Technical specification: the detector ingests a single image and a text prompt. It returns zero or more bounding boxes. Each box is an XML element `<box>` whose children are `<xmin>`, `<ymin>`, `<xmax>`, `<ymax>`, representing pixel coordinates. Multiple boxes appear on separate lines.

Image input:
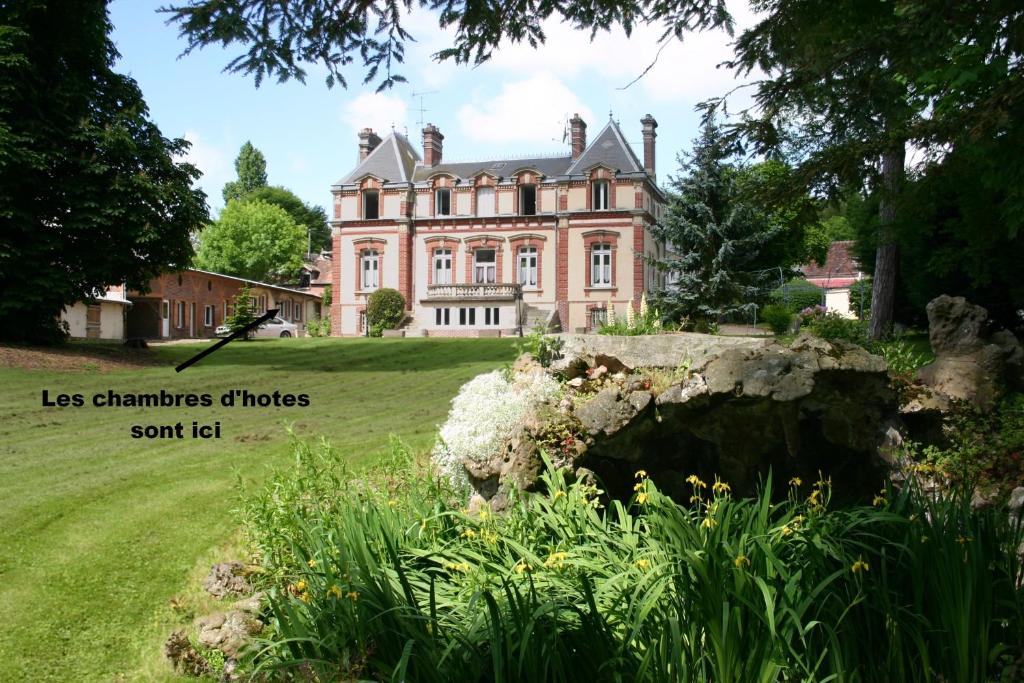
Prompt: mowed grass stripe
<box><xmin>0</xmin><ymin>337</ymin><xmax>515</xmax><ymax>682</ymax></box>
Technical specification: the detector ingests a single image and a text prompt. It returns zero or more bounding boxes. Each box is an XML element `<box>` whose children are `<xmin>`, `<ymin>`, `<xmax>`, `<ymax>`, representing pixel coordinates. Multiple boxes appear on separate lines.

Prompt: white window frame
<box><xmin>433</xmin><ymin>248</ymin><xmax>453</xmax><ymax>284</ymax></box>
<box><xmin>435</xmin><ymin>188</ymin><xmax>452</xmax><ymax>216</ymax></box>
<box><xmin>476</xmin><ymin>186</ymin><xmax>495</xmax><ymax>217</ymax></box>
<box><xmin>361</xmin><ymin>249</ymin><xmax>379</xmax><ymax>291</ymax></box>
<box><xmin>591</xmin><ymin>243</ymin><xmax>612</xmax><ymax>287</ymax></box>
<box><xmin>517</xmin><ymin>246</ymin><xmax>538</xmax><ymax>288</ymax></box>
<box><xmin>592</xmin><ymin>180</ymin><xmax>610</xmax><ymax>210</ymax></box>
<box><xmin>473</xmin><ymin>249</ymin><xmax>496</xmax><ymax>284</ymax></box>
<box><xmin>204</xmin><ymin>305</ymin><xmax>214</xmax><ymax>327</ymax></box>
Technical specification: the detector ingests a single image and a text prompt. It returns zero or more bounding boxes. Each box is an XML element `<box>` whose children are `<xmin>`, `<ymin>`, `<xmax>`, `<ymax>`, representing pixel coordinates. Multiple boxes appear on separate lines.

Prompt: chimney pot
<box><xmin>358</xmin><ymin>128</ymin><xmax>382</xmax><ymax>162</ymax></box>
<box><xmin>569</xmin><ymin>114</ymin><xmax>587</xmax><ymax>161</ymax></box>
<box><xmin>641</xmin><ymin>115</ymin><xmax>658</xmax><ymax>177</ymax></box>
<box><xmin>422</xmin><ymin>123</ymin><xmax>444</xmax><ymax>167</ymax></box>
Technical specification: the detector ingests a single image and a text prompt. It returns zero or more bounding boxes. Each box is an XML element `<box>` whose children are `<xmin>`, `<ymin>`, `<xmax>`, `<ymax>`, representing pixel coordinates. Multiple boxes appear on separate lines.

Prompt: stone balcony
<box><xmin>423</xmin><ymin>283</ymin><xmax>522</xmax><ymax>302</ymax></box>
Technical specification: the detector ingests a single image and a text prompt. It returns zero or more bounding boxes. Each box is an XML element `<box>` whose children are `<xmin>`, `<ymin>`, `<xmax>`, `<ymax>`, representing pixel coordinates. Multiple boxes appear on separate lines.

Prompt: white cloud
<box><xmin>340</xmin><ymin>92</ymin><xmax>408</xmax><ymax>137</ymax></box>
<box><xmin>177</xmin><ymin>130</ymin><xmax>232</xmax><ymax>207</ymax></box>
<box><xmin>456</xmin><ymin>72</ymin><xmax>595</xmax><ymax>145</ymax></box>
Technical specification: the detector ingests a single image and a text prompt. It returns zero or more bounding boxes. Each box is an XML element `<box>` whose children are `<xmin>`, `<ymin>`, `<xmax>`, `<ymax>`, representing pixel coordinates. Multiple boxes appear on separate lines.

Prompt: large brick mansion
<box><xmin>329</xmin><ymin>114</ymin><xmax>667</xmax><ymax>336</ymax></box>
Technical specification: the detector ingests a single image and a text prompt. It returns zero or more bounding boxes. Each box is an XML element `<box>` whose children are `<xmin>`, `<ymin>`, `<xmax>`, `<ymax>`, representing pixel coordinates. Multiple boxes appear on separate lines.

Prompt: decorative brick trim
<box><xmin>397</xmin><ymin>229</ymin><xmax>412</xmax><ymax>305</ymax></box>
<box><xmin>331</xmin><ymin>230</ymin><xmax>343</xmax><ymax>336</ymax></box>
<box><xmin>633</xmin><ymin>223</ymin><xmax>645</xmax><ymax>302</ymax></box>
<box><xmin>556</xmin><ymin>222</ymin><xmax>569</xmax><ymax>325</ymax></box>
<box><xmin>357</xmin><ymin>178</ymin><xmax>382</xmax><ymax>220</ymax></box>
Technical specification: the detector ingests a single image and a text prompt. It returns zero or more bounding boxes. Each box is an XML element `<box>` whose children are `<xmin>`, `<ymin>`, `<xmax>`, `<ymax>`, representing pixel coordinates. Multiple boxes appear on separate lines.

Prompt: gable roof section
<box><xmin>338</xmin><ymin>133</ymin><xmax>420</xmax><ymax>185</ymax></box>
<box><xmin>410</xmin><ymin>155</ymin><xmax>573</xmax><ymax>182</ymax></box>
<box><xmin>566</xmin><ymin>119</ymin><xmax>644</xmax><ymax>175</ymax></box>
<box><xmin>801</xmin><ymin>241</ymin><xmax>862</xmax><ymax>280</ymax></box>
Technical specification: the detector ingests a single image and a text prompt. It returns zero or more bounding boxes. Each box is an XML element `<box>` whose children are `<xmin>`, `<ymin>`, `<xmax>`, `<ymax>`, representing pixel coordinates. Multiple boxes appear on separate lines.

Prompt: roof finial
<box><xmin>609</xmin><ymin>109</ymin><xmax>613</xmax><ymax>119</ymax></box>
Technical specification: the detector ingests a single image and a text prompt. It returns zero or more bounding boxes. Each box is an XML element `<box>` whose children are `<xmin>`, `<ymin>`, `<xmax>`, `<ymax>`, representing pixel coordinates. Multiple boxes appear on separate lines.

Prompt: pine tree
<box><xmin>225</xmin><ymin>285</ymin><xmax>257</xmax><ymax>338</ymax></box>
<box><xmin>653</xmin><ymin>121</ymin><xmax>788</xmax><ymax>324</ymax></box>
<box><xmin>222</xmin><ymin>142</ymin><xmax>268</xmax><ymax>203</ymax></box>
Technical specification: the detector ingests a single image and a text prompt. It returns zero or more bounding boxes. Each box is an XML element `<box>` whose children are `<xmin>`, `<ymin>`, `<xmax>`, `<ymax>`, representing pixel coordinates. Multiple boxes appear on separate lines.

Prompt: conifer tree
<box><xmin>222</xmin><ymin>141</ymin><xmax>268</xmax><ymax>203</ymax></box>
<box><xmin>225</xmin><ymin>285</ymin><xmax>257</xmax><ymax>338</ymax></box>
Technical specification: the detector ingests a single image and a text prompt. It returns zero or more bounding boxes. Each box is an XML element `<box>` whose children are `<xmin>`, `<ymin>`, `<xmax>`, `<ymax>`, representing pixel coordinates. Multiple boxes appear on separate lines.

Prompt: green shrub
<box><xmin>761</xmin><ymin>304</ymin><xmax>793</xmax><ymax>335</ymax></box>
<box><xmin>366</xmin><ymin>287</ymin><xmax>405</xmax><ymax>330</ymax></box>
<box><xmin>849</xmin><ymin>278</ymin><xmax>871</xmax><ymax>319</ymax></box>
<box><xmin>240</xmin><ymin>438</ymin><xmax>1024</xmax><ymax>682</ymax></box>
<box><xmin>771</xmin><ymin>278</ymin><xmax>824</xmax><ymax>313</ymax></box>
<box><xmin>304</xmin><ymin>317</ymin><xmax>330</xmax><ymax>337</ymax></box>
<box><xmin>809</xmin><ymin>310</ymin><xmax>867</xmax><ymax>344</ymax></box>
<box><xmin>514</xmin><ymin>322</ymin><xmax>565</xmax><ymax>367</ymax></box>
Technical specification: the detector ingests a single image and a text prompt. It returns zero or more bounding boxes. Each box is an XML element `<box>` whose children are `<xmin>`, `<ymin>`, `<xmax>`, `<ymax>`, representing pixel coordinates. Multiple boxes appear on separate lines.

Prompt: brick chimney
<box><xmin>422</xmin><ymin>123</ymin><xmax>444</xmax><ymax>167</ymax></box>
<box><xmin>569</xmin><ymin>113</ymin><xmax>587</xmax><ymax>161</ymax></box>
<box><xmin>641</xmin><ymin>115</ymin><xmax>658</xmax><ymax>177</ymax></box>
<box><xmin>358</xmin><ymin>128</ymin><xmax>382</xmax><ymax>162</ymax></box>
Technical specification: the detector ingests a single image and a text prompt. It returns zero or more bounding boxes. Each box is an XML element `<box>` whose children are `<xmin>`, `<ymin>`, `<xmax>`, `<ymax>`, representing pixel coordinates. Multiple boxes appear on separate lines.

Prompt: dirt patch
<box><xmin>0</xmin><ymin>342</ymin><xmax>160</xmax><ymax>372</ymax></box>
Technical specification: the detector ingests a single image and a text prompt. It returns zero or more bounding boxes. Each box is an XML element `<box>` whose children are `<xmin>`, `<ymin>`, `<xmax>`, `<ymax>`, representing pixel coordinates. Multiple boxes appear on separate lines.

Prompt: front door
<box><xmin>161</xmin><ymin>300</ymin><xmax>170</xmax><ymax>337</ymax></box>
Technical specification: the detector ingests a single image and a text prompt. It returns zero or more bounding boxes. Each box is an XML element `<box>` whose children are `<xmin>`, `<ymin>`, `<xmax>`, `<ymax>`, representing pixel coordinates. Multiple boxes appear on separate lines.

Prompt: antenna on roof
<box><xmin>411</xmin><ymin>90</ymin><xmax>438</xmax><ymax>129</ymax></box>
<box><xmin>557</xmin><ymin>114</ymin><xmax>570</xmax><ymax>144</ymax></box>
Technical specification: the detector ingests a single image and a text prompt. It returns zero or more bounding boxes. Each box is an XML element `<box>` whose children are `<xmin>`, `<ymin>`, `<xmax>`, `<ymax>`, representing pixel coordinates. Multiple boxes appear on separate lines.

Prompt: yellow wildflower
<box><xmin>635</xmin><ymin>559</ymin><xmax>650</xmax><ymax>570</ymax></box>
<box><xmin>789</xmin><ymin>477</ymin><xmax>802</xmax><ymax>487</ymax></box>
<box><xmin>307</xmin><ymin>558</ymin><xmax>317</xmax><ymax>568</ymax></box>
<box><xmin>544</xmin><ymin>552</ymin><xmax>569</xmax><ymax>569</ymax></box>
<box><xmin>712</xmin><ymin>480</ymin><xmax>731</xmax><ymax>495</ymax></box>
<box><xmin>734</xmin><ymin>554</ymin><xmax>750</xmax><ymax>568</ymax></box>
<box><xmin>294</xmin><ymin>580</ymin><xmax>307</xmax><ymax>592</ymax></box>
<box><xmin>920</xmin><ymin>535</ymin><xmax>929</xmax><ymax>543</ymax></box>
<box><xmin>553</xmin><ymin>490</ymin><xmax>566</xmax><ymax>500</ymax></box>
<box><xmin>701</xmin><ymin>516</ymin><xmax>716</xmax><ymax>529</ymax></box>
<box><xmin>388</xmin><ymin>499</ymin><xmax>398</xmax><ymax>508</ymax></box>
<box><xmin>807</xmin><ymin>489</ymin><xmax>822</xmax><ymax>506</ymax></box>
<box><xmin>634</xmin><ymin>482</ymin><xmax>645</xmax><ymax>492</ymax></box>
<box><xmin>514</xmin><ymin>561</ymin><xmax>531</xmax><ymax>574</ymax></box>
<box><xmin>781</xmin><ymin>525</ymin><xmax>794</xmax><ymax>537</ymax></box>
<box><xmin>479</xmin><ymin>508</ymin><xmax>490</xmax><ymax>520</ymax></box>
<box><xmin>686</xmin><ymin>474</ymin><xmax>707</xmax><ymax>489</ymax></box>
<box><xmin>327</xmin><ymin>585</ymin><xmax>342</xmax><ymax>599</ymax></box>
<box><xmin>957</xmin><ymin>535</ymin><xmax>972</xmax><ymax>545</ymax></box>
<box><xmin>299</xmin><ymin>591</ymin><xmax>311</xmax><ymax>603</ymax></box>
<box><xmin>872</xmin><ymin>495</ymin><xmax>886</xmax><ymax>507</ymax></box>
<box><xmin>461</xmin><ymin>528</ymin><xmax>477</xmax><ymax>539</ymax></box>
<box><xmin>482</xmin><ymin>530</ymin><xmax>499</xmax><ymax>545</ymax></box>
<box><xmin>636</xmin><ymin>492</ymin><xmax>649</xmax><ymax>505</ymax></box>
<box><xmin>851</xmin><ymin>558</ymin><xmax>870</xmax><ymax>574</ymax></box>
<box><xmin>635</xmin><ymin>470</ymin><xmax>648</xmax><ymax>479</ymax></box>
<box><xmin>346</xmin><ymin>591</ymin><xmax>360</xmax><ymax>601</ymax></box>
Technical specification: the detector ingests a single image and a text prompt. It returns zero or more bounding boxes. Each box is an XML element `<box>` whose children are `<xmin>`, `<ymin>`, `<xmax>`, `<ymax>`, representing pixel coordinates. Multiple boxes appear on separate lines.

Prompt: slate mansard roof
<box><xmin>334</xmin><ymin>119</ymin><xmax>649</xmax><ymax>188</ymax></box>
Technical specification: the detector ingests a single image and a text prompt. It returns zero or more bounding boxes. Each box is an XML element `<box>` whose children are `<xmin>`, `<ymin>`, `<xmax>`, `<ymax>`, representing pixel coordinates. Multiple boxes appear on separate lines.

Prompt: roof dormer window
<box><xmin>593</xmin><ymin>180</ymin><xmax>610</xmax><ymax>210</ymax></box>
<box><xmin>363</xmin><ymin>190</ymin><xmax>379</xmax><ymax>219</ymax></box>
<box><xmin>519</xmin><ymin>184</ymin><xmax>537</xmax><ymax>216</ymax></box>
<box><xmin>435</xmin><ymin>188</ymin><xmax>451</xmax><ymax>216</ymax></box>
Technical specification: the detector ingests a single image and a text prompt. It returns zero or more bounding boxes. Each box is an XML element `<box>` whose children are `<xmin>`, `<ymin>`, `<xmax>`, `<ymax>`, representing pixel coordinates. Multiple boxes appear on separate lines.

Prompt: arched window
<box><xmin>361</xmin><ymin>249</ymin><xmax>379</xmax><ymax>290</ymax></box>
<box><xmin>591</xmin><ymin>243</ymin><xmax>612</xmax><ymax>286</ymax></box>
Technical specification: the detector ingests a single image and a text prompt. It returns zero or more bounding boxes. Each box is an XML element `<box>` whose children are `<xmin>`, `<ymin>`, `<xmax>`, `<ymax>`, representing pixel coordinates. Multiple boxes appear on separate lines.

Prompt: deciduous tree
<box><xmin>245</xmin><ymin>186</ymin><xmax>330</xmax><ymax>252</ymax></box>
<box><xmin>194</xmin><ymin>200</ymin><xmax>306</xmax><ymax>282</ymax></box>
<box><xmin>0</xmin><ymin>0</ymin><xmax>207</xmax><ymax>343</ymax></box>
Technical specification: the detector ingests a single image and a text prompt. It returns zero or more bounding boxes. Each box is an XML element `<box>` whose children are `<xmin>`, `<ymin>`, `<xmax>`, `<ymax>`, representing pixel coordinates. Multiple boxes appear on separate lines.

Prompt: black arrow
<box><xmin>175</xmin><ymin>308</ymin><xmax>279</xmax><ymax>372</ymax></box>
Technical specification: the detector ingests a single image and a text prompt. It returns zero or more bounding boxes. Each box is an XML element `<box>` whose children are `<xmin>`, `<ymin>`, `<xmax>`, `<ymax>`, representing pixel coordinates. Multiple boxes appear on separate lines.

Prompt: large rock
<box><xmin>448</xmin><ymin>332</ymin><xmax>898</xmax><ymax>504</ymax></box>
<box><xmin>195</xmin><ymin>610</ymin><xmax>263</xmax><ymax>659</ymax></box>
<box><xmin>916</xmin><ymin>295</ymin><xmax>1023</xmax><ymax>407</ymax></box>
<box><xmin>202</xmin><ymin>562</ymin><xmax>253</xmax><ymax>599</ymax></box>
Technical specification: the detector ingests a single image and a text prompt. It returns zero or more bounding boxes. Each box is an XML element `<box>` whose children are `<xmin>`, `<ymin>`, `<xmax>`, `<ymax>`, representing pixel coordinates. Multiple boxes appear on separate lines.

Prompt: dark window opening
<box><xmin>363</xmin><ymin>190</ymin><xmax>379</xmax><ymax>219</ymax></box>
<box><xmin>520</xmin><ymin>184</ymin><xmax>537</xmax><ymax>215</ymax></box>
<box><xmin>435</xmin><ymin>188</ymin><xmax>451</xmax><ymax>216</ymax></box>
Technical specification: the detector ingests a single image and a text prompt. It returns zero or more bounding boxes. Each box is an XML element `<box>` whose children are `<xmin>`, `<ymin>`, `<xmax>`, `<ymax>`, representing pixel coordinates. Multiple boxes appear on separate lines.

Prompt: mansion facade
<box><xmin>329</xmin><ymin>114</ymin><xmax>667</xmax><ymax>336</ymax></box>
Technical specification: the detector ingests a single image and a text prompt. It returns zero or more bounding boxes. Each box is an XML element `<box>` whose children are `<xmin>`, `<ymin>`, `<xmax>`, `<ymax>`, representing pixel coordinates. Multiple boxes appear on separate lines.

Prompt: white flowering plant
<box><xmin>431</xmin><ymin>370</ymin><xmax>561</xmax><ymax>493</ymax></box>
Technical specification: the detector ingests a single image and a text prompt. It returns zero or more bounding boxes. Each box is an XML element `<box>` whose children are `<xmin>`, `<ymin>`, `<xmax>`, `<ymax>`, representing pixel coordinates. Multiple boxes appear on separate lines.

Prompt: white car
<box><xmin>215</xmin><ymin>317</ymin><xmax>298</xmax><ymax>338</ymax></box>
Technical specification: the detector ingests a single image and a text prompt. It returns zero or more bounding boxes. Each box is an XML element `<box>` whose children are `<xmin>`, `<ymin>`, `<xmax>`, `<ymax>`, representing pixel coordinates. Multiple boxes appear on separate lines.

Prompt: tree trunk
<box><xmin>869</xmin><ymin>145</ymin><xmax>905</xmax><ymax>340</ymax></box>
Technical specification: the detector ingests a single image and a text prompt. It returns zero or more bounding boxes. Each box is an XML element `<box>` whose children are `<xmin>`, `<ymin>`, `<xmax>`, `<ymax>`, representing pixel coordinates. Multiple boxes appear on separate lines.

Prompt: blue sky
<box><xmin>109</xmin><ymin>1</ymin><xmax>756</xmax><ymax>216</ymax></box>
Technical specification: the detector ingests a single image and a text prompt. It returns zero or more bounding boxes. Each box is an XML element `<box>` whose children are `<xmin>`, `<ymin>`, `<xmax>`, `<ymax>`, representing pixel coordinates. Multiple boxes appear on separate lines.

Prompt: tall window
<box><xmin>176</xmin><ymin>301</ymin><xmax>184</xmax><ymax>328</ymax></box>
<box><xmin>476</xmin><ymin>187</ymin><xmax>494</xmax><ymax>217</ymax></box>
<box><xmin>517</xmin><ymin>246</ymin><xmax>538</xmax><ymax>288</ymax></box>
<box><xmin>361</xmin><ymin>249</ymin><xmax>379</xmax><ymax>290</ymax></box>
<box><xmin>591</xmin><ymin>243</ymin><xmax>612</xmax><ymax>286</ymax></box>
<box><xmin>204</xmin><ymin>305</ymin><xmax>214</xmax><ymax>327</ymax></box>
<box><xmin>363</xmin><ymin>190</ymin><xmax>379</xmax><ymax>219</ymax></box>
<box><xmin>592</xmin><ymin>180</ymin><xmax>610</xmax><ymax>210</ymax></box>
<box><xmin>473</xmin><ymin>249</ymin><xmax>496</xmax><ymax>284</ymax></box>
<box><xmin>519</xmin><ymin>184</ymin><xmax>537</xmax><ymax>215</ymax></box>
<box><xmin>433</xmin><ymin>248</ymin><xmax>452</xmax><ymax>284</ymax></box>
<box><xmin>435</xmin><ymin>188</ymin><xmax>452</xmax><ymax>216</ymax></box>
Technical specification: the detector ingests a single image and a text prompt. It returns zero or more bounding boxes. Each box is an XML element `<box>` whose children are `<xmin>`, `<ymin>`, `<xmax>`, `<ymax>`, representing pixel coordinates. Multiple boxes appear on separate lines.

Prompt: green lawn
<box><xmin>0</xmin><ymin>337</ymin><xmax>516</xmax><ymax>682</ymax></box>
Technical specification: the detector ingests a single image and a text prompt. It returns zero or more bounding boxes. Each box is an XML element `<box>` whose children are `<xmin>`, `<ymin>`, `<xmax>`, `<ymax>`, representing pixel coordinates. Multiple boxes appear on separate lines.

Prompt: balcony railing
<box><xmin>423</xmin><ymin>283</ymin><xmax>522</xmax><ymax>301</ymax></box>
